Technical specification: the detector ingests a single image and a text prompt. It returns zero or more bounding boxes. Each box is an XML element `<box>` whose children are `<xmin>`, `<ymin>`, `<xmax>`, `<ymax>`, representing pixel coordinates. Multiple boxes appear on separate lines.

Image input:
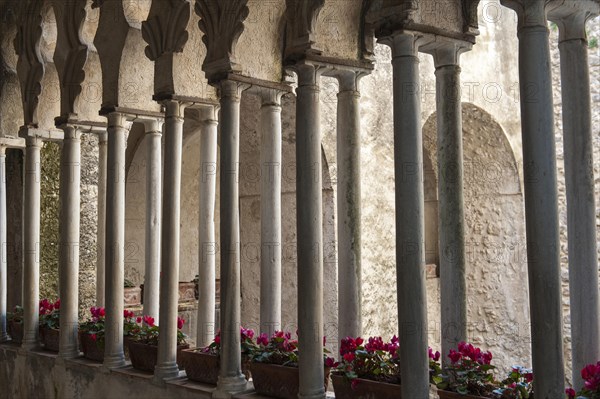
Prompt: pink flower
<box><xmin>325</xmin><ymin>357</ymin><xmax>337</xmax><ymax>368</ymax></box>
<box><xmin>565</xmin><ymin>387</ymin><xmax>576</xmax><ymax>398</ymax></box>
<box><xmin>136</xmin><ymin>316</ymin><xmax>142</xmax><ymax>323</ymax></box>
<box><xmin>257</xmin><ymin>333</ymin><xmax>268</xmax><ymax>346</ymax></box>
<box><xmin>448</xmin><ymin>349</ymin><xmax>462</xmax><ymax>364</ymax></box>
<box><xmin>177</xmin><ymin>317</ymin><xmax>185</xmax><ymax>330</ymax></box>
<box><xmin>481</xmin><ymin>351</ymin><xmax>493</xmax><ymax>365</ymax></box>
<box><xmin>124</xmin><ymin>310</ymin><xmax>135</xmax><ymax>319</ymax></box>
<box><xmin>53</xmin><ymin>299</ymin><xmax>61</xmax><ymax>310</ymax></box>
<box><xmin>343</xmin><ymin>352</ymin><xmax>355</xmax><ymax>363</ymax></box>
<box><xmin>214</xmin><ymin>334</ymin><xmax>221</xmax><ymax>345</ymax></box>
<box><xmin>428</xmin><ymin>347</ymin><xmax>440</xmax><ymax>362</ymax></box>
<box><xmin>90</xmin><ymin>334</ymin><xmax>97</xmax><ymax>342</ymax></box>
<box><xmin>143</xmin><ymin>315</ymin><xmax>155</xmax><ymax>327</ymax></box>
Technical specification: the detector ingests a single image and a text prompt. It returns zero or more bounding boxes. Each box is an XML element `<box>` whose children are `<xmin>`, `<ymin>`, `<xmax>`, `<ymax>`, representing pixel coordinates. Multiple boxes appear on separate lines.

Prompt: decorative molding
<box><xmin>283</xmin><ymin>0</ymin><xmax>325</xmax><ymax>62</ymax></box>
<box><xmin>52</xmin><ymin>0</ymin><xmax>88</xmax><ymax>117</ymax></box>
<box><xmin>14</xmin><ymin>0</ymin><xmax>44</xmax><ymax>126</ymax></box>
<box><xmin>194</xmin><ymin>0</ymin><xmax>249</xmax><ymax>83</ymax></box>
<box><xmin>462</xmin><ymin>0</ymin><xmax>480</xmax><ymax>35</ymax></box>
<box><xmin>142</xmin><ymin>0</ymin><xmax>191</xmax><ymax>62</ymax></box>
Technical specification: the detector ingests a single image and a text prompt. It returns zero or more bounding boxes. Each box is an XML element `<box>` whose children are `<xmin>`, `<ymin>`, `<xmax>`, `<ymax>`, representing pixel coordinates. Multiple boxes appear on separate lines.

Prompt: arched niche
<box><xmin>422</xmin><ymin>102</ymin><xmax>530</xmax><ymax>371</ymax></box>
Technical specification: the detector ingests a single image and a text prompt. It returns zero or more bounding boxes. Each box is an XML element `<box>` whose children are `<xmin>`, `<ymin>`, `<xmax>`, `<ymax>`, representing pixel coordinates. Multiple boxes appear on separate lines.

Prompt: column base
<box><xmin>154</xmin><ymin>362</ymin><xmax>180</xmax><ymax>381</ymax></box>
<box><xmin>103</xmin><ymin>353</ymin><xmax>126</xmax><ymax>369</ymax></box>
<box><xmin>298</xmin><ymin>391</ymin><xmax>326</xmax><ymax>399</ymax></box>
<box><xmin>58</xmin><ymin>347</ymin><xmax>80</xmax><ymax>360</ymax></box>
<box><xmin>213</xmin><ymin>375</ymin><xmax>249</xmax><ymax>398</ymax></box>
<box><xmin>21</xmin><ymin>339</ymin><xmax>40</xmax><ymax>351</ymax></box>
<box><xmin>0</xmin><ymin>333</ymin><xmax>10</xmax><ymax>342</ymax></box>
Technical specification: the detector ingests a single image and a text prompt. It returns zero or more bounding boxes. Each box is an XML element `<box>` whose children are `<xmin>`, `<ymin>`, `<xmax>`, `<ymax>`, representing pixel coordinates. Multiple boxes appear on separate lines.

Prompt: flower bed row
<box><xmin>6</xmin><ymin>302</ymin><xmax>599</xmax><ymax>399</ymax></box>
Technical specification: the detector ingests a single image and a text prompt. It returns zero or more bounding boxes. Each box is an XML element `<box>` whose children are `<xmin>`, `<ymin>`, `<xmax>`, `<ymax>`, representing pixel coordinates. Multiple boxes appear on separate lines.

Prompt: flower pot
<box><xmin>124</xmin><ymin>287</ymin><xmax>142</xmax><ymax>306</ymax></box>
<box><xmin>179</xmin><ymin>349</ymin><xmax>250</xmax><ymax>385</ymax></box>
<box><xmin>79</xmin><ymin>332</ymin><xmax>104</xmax><ymax>362</ymax></box>
<box><xmin>249</xmin><ymin>363</ymin><xmax>330</xmax><ymax>399</ymax></box>
<box><xmin>127</xmin><ymin>340</ymin><xmax>190</xmax><ymax>372</ymax></box>
<box><xmin>7</xmin><ymin>320</ymin><xmax>23</xmax><ymax>344</ymax></box>
<box><xmin>332</xmin><ymin>374</ymin><xmax>402</xmax><ymax>399</ymax></box>
<box><xmin>40</xmin><ymin>326</ymin><xmax>59</xmax><ymax>352</ymax></box>
<box><xmin>437</xmin><ymin>389</ymin><xmax>492</xmax><ymax>399</ymax></box>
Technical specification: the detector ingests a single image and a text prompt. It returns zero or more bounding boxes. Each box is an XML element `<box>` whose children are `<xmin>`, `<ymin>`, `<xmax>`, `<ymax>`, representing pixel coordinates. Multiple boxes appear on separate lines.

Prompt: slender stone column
<box><xmin>103</xmin><ymin>112</ymin><xmax>129</xmax><ymax>369</ymax></box>
<box><xmin>215</xmin><ymin>80</ymin><xmax>249</xmax><ymax>397</ymax></box>
<box><xmin>335</xmin><ymin>70</ymin><xmax>363</xmax><ymax>344</ymax></box>
<box><xmin>143</xmin><ymin>119</ymin><xmax>162</xmax><ymax>320</ymax></box>
<box><xmin>501</xmin><ymin>1</ymin><xmax>565</xmax><ymax>396</ymax></box>
<box><xmin>427</xmin><ymin>40</ymin><xmax>471</xmax><ymax>362</ymax></box>
<box><xmin>57</xmin><ymin>126</ymin><xmax>81</xmax><ymax>359</ymax></box>
<box><xmin>0</xmin><ymin>145</ymin><xmax>8</xmax><ymax>342</ymax></box>
<box><xmin>296</xmin><ymin>63</ymin><xmax>325</xmax><ymax>399</ymax></box>
<box><xmin>21</xmin><ymin>135</ymin><xmax>43</xmax><ymax>350</ymax></box>
<box><xmin>155</xmin><ymin>100</ymin><xmax>187</xmax><ymax>381</ymax></box>
<box><xmin>551</xmin><ymin>8</ymin><xmax>599</xmax><ymax>389</ymax></box>
<box><xmin>196</xmin><ymin>106</ymin><xmax>218</xmax><ymax>348</ymax></box>
<box><xmin>96</xmin><ymin>132</ymin><xmax>107</xmax><ymax>307</ymax></box>
<box><xmin>381</xmin><ymin>32</ymin><xmax>429</xmax><ymax>398</ymax></box>
<box><xmin>259</xmin><ymin>89</ymin><xmax>283</xmax><ymax>337</ymax></box>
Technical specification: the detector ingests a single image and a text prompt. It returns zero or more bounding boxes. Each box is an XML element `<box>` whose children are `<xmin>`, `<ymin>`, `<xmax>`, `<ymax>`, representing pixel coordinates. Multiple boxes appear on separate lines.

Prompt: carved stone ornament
<box><xmin>194</xmin><ymin>0</ymin><xmax>250</xmax><ymax>82</ymax></box>
<box><xmin>14</xmin><ymin>0</ymin><xmax>44</xmax><ymax>126</ymax></box>
<box><xmin>283</xmin><ymin>0</ymin><xmax>325</xmax><ymax>62</ymax></box>
<box><xmin>142</xmin><ymin>0</ymin><xmax>191</xmax><ymax>61</ymax></box>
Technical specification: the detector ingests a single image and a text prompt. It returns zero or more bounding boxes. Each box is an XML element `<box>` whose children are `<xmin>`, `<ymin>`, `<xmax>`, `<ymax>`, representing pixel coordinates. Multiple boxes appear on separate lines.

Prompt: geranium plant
<box><xmin>493</xmin><ymin>366</ymin><xmax>534</xmax><ymax>398</ymax></box>
<box><xmin>249</xmin><ymin>330</ymin><xmax>334</xmax><ymax>368</ymax></box>
<box><xmin>334</xmin><ymin>336</ymin><xmax>401</xmax><ymax>388</ymax></box>
<box><xmin>201</xmin><ymin>327</ymin><xmax>258</xmax><ymax>356</ymax></box>
<box><xmin>566</xmin><ymin>361</ymin><xmax>600</xmax><ymax>399</ymax></box>
<box><xmin>128</xmin><ymin>315</ymin><xmax>187</xmax><ymax>346</ymax></box>
<box><xmin>434</xmin><ymin>341</ymin><xmax>497</xmax><ymax>397</ymax></box>
<box><xmin>39</xmin><ymin>298</ymin><xmax>60</xmax><ymax>329</ymax></box>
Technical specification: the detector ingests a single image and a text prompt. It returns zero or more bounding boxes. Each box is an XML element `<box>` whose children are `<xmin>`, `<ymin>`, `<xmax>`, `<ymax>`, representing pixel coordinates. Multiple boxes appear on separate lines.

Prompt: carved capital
<box><xmin>548</xmin><ymin>1</ymin><xmax>599</xmax><ymax>42</ymax></box>
<box><xmin>500</xmin><ymin>0</ymin><xmax>553</xmax><ymax>30</ymax></box>
<box><xmin>421</xmin><ymin>36</ymin><xmax>473</xmax><ymax>68</ymax></box>
<box><xmin>283</xmin><ymin>0</ymin><xmax>325</xmax><ymax>62</ymax></box>
<box><xmin>14</xmin><ymin>0</ymin><xmax>44</xmax><ymax>126</ymax></box>
<box><xmin>51</xmin><ymin>0</ymin><xmax>89</xmax><ymax>118</ymax></box>
<box><xmin>379</xmin><ymin>31</ymin><xmax>433</xmax><ymax>59</ymax></box>
<box><xmin>194</xmin><ymin>0</ymin><xmax>249</xmax><ymax>83</ymax></box>
<box><xmin>142</xmin><ymin>0</ymin><xmax>191</xmax><ymax>61</ymax></box>
<box><xmin>218</xmin><ymin>80</ymin><xmax>250</xmax><ymax>102</ymax></box>
<box><xmin>162</xmin><ymin>100</ymin><xmax>189</xmax><ymax>120</ymax></box>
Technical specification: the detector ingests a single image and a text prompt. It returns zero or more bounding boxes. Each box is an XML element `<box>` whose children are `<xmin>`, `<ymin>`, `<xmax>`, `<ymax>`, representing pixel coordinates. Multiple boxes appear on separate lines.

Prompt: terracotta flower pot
<box><xmin>332</xmin><ymin>374</ymin><xmax>402</xmax><ymax>399</ymax></box>
<box><xmin>179</xmin><ymin>349</ymin><xmax>250</xmax><ymax>385</ymax></box>
<box><xmin>127</xmin><ymin>340</ymin><xmax>190</xmax><ymax>372</ymax></box>
<box><xmin>79</xmin><ymin>332</ymin><xmax>104</xmax><ymax>362</ymax></box>
<box><xmin>7</xmin><ymin>320</ymin><xmax>23</xmax><ymax>344</ymax></box>
<box><xmin>249</xmin><ymin>363</ymin><xmax>330</xmax><ymax>399</ymax></box>
<box><xmin>437</xmin><ymin>389</ymin><xmax>492</xmax><ymax>399</ymax></box>
<box><xmin>40</xmin><ymin>326</ymin><xmax>59</xmax><ymax>352</ymax></box>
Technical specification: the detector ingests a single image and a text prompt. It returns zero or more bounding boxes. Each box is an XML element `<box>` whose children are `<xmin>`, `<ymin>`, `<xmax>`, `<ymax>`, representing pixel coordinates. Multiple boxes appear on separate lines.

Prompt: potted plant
<box><xmin>433</xmin><ymin>341</ymin><xmax>497</xmax><ymax>398</ymax></box>
<box><xmin>39</xmin><ymin>298</ymin><xmax>60</xmax><ymax>352</ymax></box>
<box><xmin>78</xmin><ymin>307</ymin><xmax>137</xmax><ymax>362</ymax></box>
<box><xmin>179</xmin><ymin>327</ymin><xmax>256</xmax><ymax>384</ymax></box>
<box><xmin>566</xmin><ymin>361</ymin><xmax>600</xmax><ymax>399</ymax></box>
<box><xmin>124</xmin><ymin>279</ymin><xmax>141</xmax><ymax>306</ymax></box>
<box><xmin>248</xmin><ymin>331</ymin><xmax>334</xmax><ymax>399</ymax></box>
<box><xmin>6</xmin><ymin>305</ymin><xmax>24</xmax><ymax>344</ymax></box>
<box><xmin>127</xmin><ymin>315</ymin><xmax>189</xmax><ymax>372</ymax></box>
<box><xmin>332</xmin><ymin>336</ymin><xmax>404</xmax><ymax>398</ymax></box>
<box><xmin>492</xmin><ymin>366</ymin><xmax>533</xmax><ymax>398</ymax></box>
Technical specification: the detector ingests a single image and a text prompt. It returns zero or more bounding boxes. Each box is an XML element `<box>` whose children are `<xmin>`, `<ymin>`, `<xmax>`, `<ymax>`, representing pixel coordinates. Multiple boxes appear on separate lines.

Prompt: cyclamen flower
<box><xmin>448</xmin><ymin>349</ymin><xmax>462</xmax><ymax>364</ymax></box>
<box><xmin>90</xmin><ymin>334</ymin><xmax>97</xmax><ymax>342</ymax></box>
<box><xmin>124</xmin><ymin>310</ymin><xmax>135</xmax><ymax>319</ymax></box>
<box><xmin>177</xmin><ymin>317</ymin><xmax>185</xmax><ymax>330</ymax></box>
<box><xmin>343</xmin><ymin>352</ymin><xmax>355</xmax><ymax>362</ymax></box>
<box><xmin>565</xmin><ymin>387</ymin><xmax>576</xmax><ymax>398</ymax></box>
<box><xmin>136</xmin><ymin>316</ymin><xmax>142</xmax><ymax>323</ymax></box>
<box><xmin>325</xmin><ymin>357</ymin><xmax>337</xmax><ymax>368</ymax></box>
<box><xmin>143</xmin><ymin>315</ymin><xmax>155</xmax><ymax>327</ymax></box>
<box><xmin>582</xmin><ymin>361</ymin><xmax>600</xmax><ymax>391</ymax></box>
<box><xmin>428</xmin><ymin>347</ymin><xmax>441</xmax><ymax>362</ymax></box>
<box><xmin>240</xmin><ymin>327</ymin><xmax>254</xmax><ymax>340</ymax></box>
<box><xmin>257</xmin><ymin>333</ymin><xmax>268</xmax><ymax>346</ymax></box>
<box><xmin>53</xmin><ymin>299</ymin><xmax>60</xmax><ymax>310</ymax></box>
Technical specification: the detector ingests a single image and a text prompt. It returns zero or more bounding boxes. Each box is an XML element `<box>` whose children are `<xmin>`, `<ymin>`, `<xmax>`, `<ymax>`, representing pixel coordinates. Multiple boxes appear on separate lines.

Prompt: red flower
<box><xmin>136</xmin><ymin>316</ymin><xmax>142</xmax><ymax>323</ymax></box>
<box><xmin>343</xmin><ymin>352</ymin><xmax>355</xmax><ymax>363</ymax></box>
<box><xmin>448</xmin><ymin>349</ymin><xmax>462</xmax><ymax>364</ymax></box>
<box><xmin>565</xmin><ymin>387</ymin><xmax>576</xmax><ymax>398</ymax></box>
<box><xmin>429</xmin><ymin>347</ymin><xmax>441</xmax><ymax>362</ymax></box>
<box><xmin>143</xmin><ymin>315</ymin><xmax>155</xmax><ymax>327</ymax></box>
<box><xmin>124</xmin><ymin>310</ymin><xmax>135</xmax><ymax>319</ymax></box>
<box><xmin>53</xmin><ymin>299</ymin><xmax>61</xmax><ymax>310</ymax></box>
<box><xmin>214</xmin><ymin>334</ymin><xmax>221</xmax><ymax>345</ymax></box>
<box><xmin>325</xmin><ymin>357</ymin><xmax>337</xmax><ymax>368</ymax></box>
<box><xmin>90</xmin><ymin>334</ymin><xmax>97</xmax><ymax>342</ymax></box>
<box><xmin>257</xmin><ymin>333</ymin><xmax>268</xmax><ymax>346</ymax></box>
<box><xmin>177</xmin><ymin>317</ymin><xmax>185</xmax><ymax>330</ymax></box>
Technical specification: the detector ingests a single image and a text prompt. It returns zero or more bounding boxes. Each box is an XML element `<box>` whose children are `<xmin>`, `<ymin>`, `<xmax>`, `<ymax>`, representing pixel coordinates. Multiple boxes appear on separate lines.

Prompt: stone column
<box><xmin>21</xmin><ymin>135</ymin><xmax>43</xmax><ymax>350</ymax></box>
<box><xmin>381</xmin><ymin>32</ymin><xmax>429</xmax><ymax>398</ymax></box>
<box><xmin>427</xmin><ymin>40</ymin><xmax>471</xmax><ymax>361</ymax></box>
<box><xmin>96</xmin><ymin>132</ymin><xmax>107</xmax><ymax>307</ymax></box>
<box><xmin>155</xmin><ymin>100</ymin><xmax>187</xmax><ymax>381</ymax></box>
<box><xmin>0</xmin><ymin>145</ymin><xmax>8</xmax><ymax>342</ymax></box>
<box><xmin>215</xmin><ymin>80</ymin><xmax>249</xmax><ymax>397</ymax></box>
<box><xmin>57</xmin><ymin>125</ymin><xmax>81</xmax><ymax>359</ymax></box>
<box><xmin>103</xmin><ymin>112</ymin><xmax>129</xmax><ymax>369</ymax></box>
<box><xmin>143</xmin><ymin>119</ymin><xmax>162</xmax><ymax>320</ymax></box>
<box><xmin>335</xmin><ymin>70</ymin><xmax>363</xmax><ymax>343</ymax></box>
<box><xmin>551</xmin><ymin>8</ymin><xmax>599</xmax><ymax>389</ymax></box>
<box><xmin>196</xmin><ymin>106</ymin><xmax>218</xmax><ymax>348</ymax></box>
<box><xmin>259</xmin><ymin>88</ymin><xmax>283</xmax><ymax>337</ymax></box>
<box><xmin>296</xmin><ymin>63</ymin><xmax>325</xmax><ymax>399</ymax></box>
<box><xmin>501</xmin><ymin>1</ymin><xmax>565</xmax><ymax>396</ymax></box>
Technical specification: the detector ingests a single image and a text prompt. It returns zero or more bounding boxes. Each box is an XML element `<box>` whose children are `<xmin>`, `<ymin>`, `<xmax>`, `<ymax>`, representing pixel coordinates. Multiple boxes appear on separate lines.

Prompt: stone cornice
<box><xmin>54</xmin><ymin>114</ymin><xmax>107</xmax><ymax>134</ymax></box>
<box><xmin>14</xmin><ymin>0</ymin><xmax>44</xmax><ymax>126</ymax></box>
<box><xmin>18</xmin><ymin>126</ymin><xmax>64</xmax><ymax>142</ymax></box>
<box><xmin>195</xmin><ymin>0</ymin><xmax>250</xmax><ymax>83</ymax></box>
<box><xmin>0</xmin><ymin>136</ymin><xmax>26</xmax><ymax>150</ymax></box>
<box><xmin>283</xmin><ymin>0</ymin><xmax>325</xmax><ymax>63</ymax></box>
